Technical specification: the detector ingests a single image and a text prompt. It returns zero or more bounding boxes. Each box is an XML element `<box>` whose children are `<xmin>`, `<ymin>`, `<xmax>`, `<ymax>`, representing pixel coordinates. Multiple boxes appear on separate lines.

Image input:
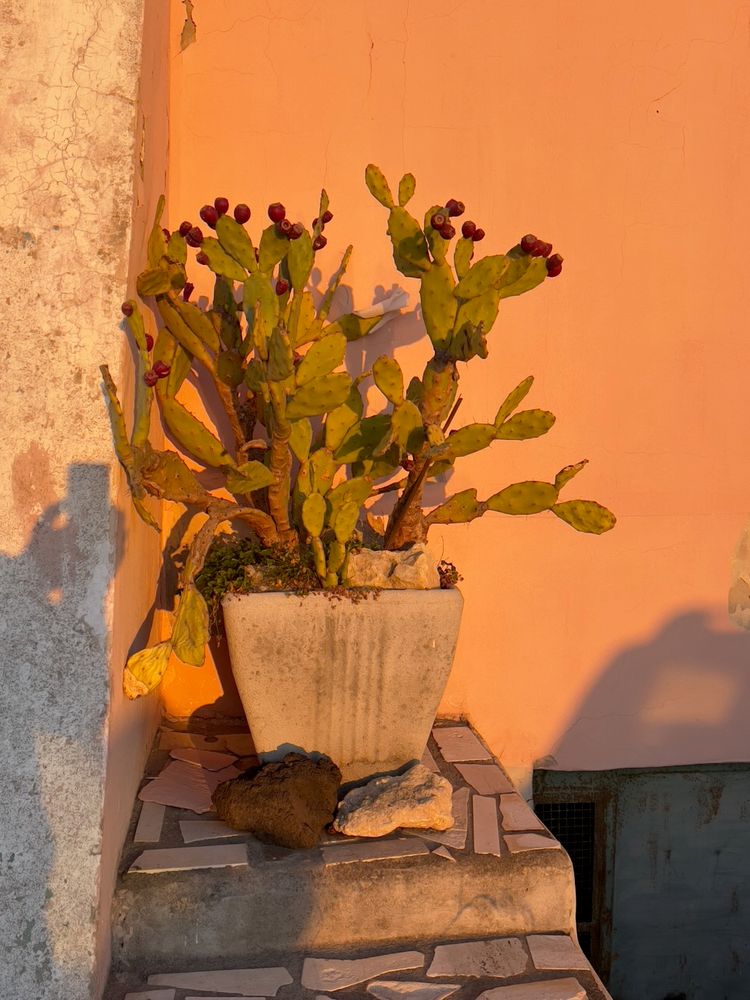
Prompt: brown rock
<box><xmin>212</xmin><ymin>752</ymin><xmax>341</xmax><ymax>849</ymax></box>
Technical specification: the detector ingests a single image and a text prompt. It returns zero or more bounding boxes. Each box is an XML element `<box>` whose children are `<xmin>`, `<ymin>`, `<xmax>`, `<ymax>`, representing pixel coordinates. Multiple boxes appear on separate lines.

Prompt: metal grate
<box><xmin>535</xmin><ymin>801</ymin><xmax>596</xmax><ymax>924</ymax></box>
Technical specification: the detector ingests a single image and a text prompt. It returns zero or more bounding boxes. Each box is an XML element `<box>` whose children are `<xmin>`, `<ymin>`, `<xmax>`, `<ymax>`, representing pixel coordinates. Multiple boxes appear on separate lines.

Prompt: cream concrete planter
<box><xmin>221</xmin><ymin>589</ymin><xmax>463</xmax><ymax>783</ymax></box>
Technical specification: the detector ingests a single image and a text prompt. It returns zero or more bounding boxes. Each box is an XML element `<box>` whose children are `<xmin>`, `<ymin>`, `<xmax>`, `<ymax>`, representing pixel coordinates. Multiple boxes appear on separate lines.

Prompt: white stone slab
<box><xmin>455</xmin><ymin>763</ymin><xmax>513</xmax><ymax>795</ymax></box>
<box><xmin>368</xmin><ymin>980</ymin><xmax>460</xmax><ymax>1000</ymax></box>
<box><xmin>527</xmin><ymin>935</ymin><xmax>590</xmax><ymax>971</ymax></box>
<box><xmin>472</xmin><ymin>795</ymin><xmax>502</xmax><ymax>856</ymax></box>
<box><xmin>170</xmin><ymin>747</ymin><xmax>238</xmax><ymax>770</ymax></box>
<box><xmin>427</xmin><ymin>938</ymin><xmax>528</xmax><ymax>978</ymax></box>
<box><xmin>185</xmin><ymin>997</ymin><xmax>262</xmax><ymax>999</ymax></box>
<box><xmin>133</xmin><ymin>802</ymin><xmax>166</xmax><ymax>843</ymax></box>
<box><xmin>302</xmin><ymin>952</ymin><xmax>425</xmax><ymax>991</ymax></box>
<box><xmin>499</xmin><ymin>794</ymin><xmax>546</xmax><ymax>832</ymax></box>
<box><xmin>179</xmin><ymin>819</ymin><xmax>241</xmax><ymax>843</ymax></box>
<box><xmin>504</xmin><ymin>833</ymin><xmax>561</xmax><ymax>854</ymax></box>
<box><xmin>138</xmin><ymin>760</ymin><xmax>241</xmax><ymax>813</ymax></box>
<box><xmin>148</xmin><ymin>968</ymin><xmax>292</xmax><ymax>994</ymax></box>
<box><xmin>432</xmin><ymin>846</ymin><xmax>456</xmax><ymax>862</ymax></box>
<box><xmin>322</xmin><ymin>837</ymin><xmax>429</xmax><ymax>865</ymax></box>
<box><xmin>421</xmin><ymin>746</ymin><xmax>440</xmax><ymax>772</ymax></box>
<box><xmin>407</xmin><ymin>787</ymin><xmax>469</xmax><ymax>849</ymax></box>
<box><xmin>432</xmin><ymin>726</ymin><xmax>492</xmax><ymax>762</ymax></box>
<box><xmin>124</xmin><ymin>991</ymin><xmax>176</xmax><ymax>1000</ymax></box>
<box><xmin>477</xmin><ymin>978</ymin><xmax>586</xmax><ymax>1000</ymax></box>
<box><xmin>129</xmin><ymin>843</ymin><xmax>247</xmax><ymax>873</ymax></box>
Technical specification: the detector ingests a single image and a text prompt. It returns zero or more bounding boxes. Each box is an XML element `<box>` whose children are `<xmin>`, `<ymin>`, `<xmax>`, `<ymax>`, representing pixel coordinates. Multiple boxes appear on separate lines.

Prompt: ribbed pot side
<box><xmin>221</xmin><ymin>588</ymin><xmax>464</xmax><ymax>783</ymax></box>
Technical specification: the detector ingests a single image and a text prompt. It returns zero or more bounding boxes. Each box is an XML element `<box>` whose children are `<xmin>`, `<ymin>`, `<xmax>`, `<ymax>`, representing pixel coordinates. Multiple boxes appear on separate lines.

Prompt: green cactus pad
<box><xmin>100</xmin><ymin>366</ymin><xmax>134</xmax><ymax>470</ymax></box>
<box><xmin>268</xmin><ymin>327</ymin><xmax>294</xmax><ymax>381</ymax></box>
<box><xmin>216</xmin><ymin>350</ymin><xmax>244</xmax><ymax>388</ymax></box>
<box><xmin>302</xmin><ymin>492</ymin><xmax>326</xmax><ymax>537</ymax></box>
<box><xmin>495</xmin><ymin>408</ymin><xmax>556</xmax><ymax>440</ymax></box>
<box><xmin>147</xmin><ymin>196</ymin><xmax>167</xmax><ymax>267</ymax></box>
<box><xmin>365</xmin><ymin>164</ymin><xmax>395</xmax><ymax>208</ymax></box>
<box><xmin>373</xmin><ymin>356</ymin><xmax>404</xmax><ymax>405</ymax></box>
<box><xmin>296</xmin><ymin>332</ymin><xmax>347</xmax><ymax>385</ymax></box>
<box><xmin>243</xmin><ymin>272</ymin><xmax>279</xmax><ymax>356</ymax></box>
<box><xmin>428</xmin><ymin>488</ymin><xmax>481</xmax><ymax>524</ymax></box>
<box><xmin>449</xmin><ymin>322</ymin><xmax>488</xmax><ymax>362</ymax></box>
<box><xmin>398</xmin><ymin>173</ymin><xmax>416</xmax><ymax>206</ymax></box>
<box><xmin>555</xmin><ymin>460</ymin><xmax>589</xmax><ymax>492</ymax></box>
<box><xmin>137</xmin><ymin>267</ymin><xmax>172</xmax><ymax>298</ymax></box>
<box><xmin>225</xmin><ymin>460</ymin><xmax>275</xmax><ymax>495</ymax></box>
<box><xmin>387</xmin><ymin>207</ymin><xmax>431</xmax><ymax>276</ymax></box>
<box><xmin>286</xmin><ymin>373</ymin><xmax>353</xmax><ymax>419</ymax></box>
<box><xmin>424</xmin><ymin>205</ymin><xmax>449</xmax><ymax>265</ymax></box>
<box><xmin>324</xmin><ymin>312</ymin><xmax>382</xmax><ymax>342</ymax></box>
<box><xmin>289</xmin><ymin>418</ymin><xmax>313</xmax><ymax>461</ymax></box>
<box><xmin>216</xmin><ymin>214</ymin><xmax>257</xmax><ymax>272</ymax></box>
<box><xmin>441</xmin><ymin>422</ymin><xmax>497</xmax><ymax>458</ymax></box>
<box><xmin>171</xmin><ymin>585</ymin><xmax>209</xmax><ymax>667</ymax></box>
<box><xmin>258</xmin><ymin>224</ymin><xmax>290</xmax><ymax>273</ymax></box>
<box><xmin>334</xmin><ymin>413</ymin><xmax>391</xmax><ymax>463</ymax></box>
<box><xmin>454</xmin><ymin>255</ymin><xmax>510</xmax><ymax>300</ymax></box>
<box><xmin>551</xmin><ymin>499</ymin><xmax>616</xmax><ymax>534</ymax></box>
<box><xmin>161</xmin><ymin>397</ymin><xmax>235</xmax><ymax>468</ymax></box>
<box><xmin>487</xmin><ymin>481</ymin><xmax>559</xmax><ymax>515</ymax></box>
<box><xmin>391</xmin><ymin>399</ymin><xmax>425</xmax><ymax>453</ymax></box>
<box><xmin>310</xmin><ymin>448</ymin><xmax>336</xmax><ymax>495</ymax></box>
<box><xmin>420</xmin><ymin>261</ymin><xmax>458</xmax><ymax>349</ymax></box>
<box><xmin>494</xmin><ymin>376</ymin><xmax>534</xmax><ymax>426</ymax></box>
<box><xmin>453</xmin><ymin>286</ymin><xmax>501</xmax><ymax>343</ymax></box>
<box><xmin>325</xmin><ymin>384</ymin><xmax>364</xmax><ymax>451</ymax></box>
<box><xmin>167</xmin><ymin>231</ymin><xmax>188</xmax><ymax>266</ymax></box>
<box><xmin>289</xmin><ymin>289</ymin><xmax>317</xmax><ymax>347</ymax></box>
<box><xmin>327</xmin><ymin>476</ymin><xmax>373</xmax><ymax>515</ymax></box>
<box><xmin>288</xmin><ymin>230</ymin><xmax>314</xmax><ymax>290</ymax></box>
<box><xmin>332</xmin><ymin>499</ymin><xmax>360</xmax><ymax>543</ymax></box>
<box><xmin>454</xmin><ymin>238</ymin><xmax>474</xmax><ymax>280</ymax></box>
<box><xmin>139</xmin><ymin>447</ymin><xmax>211</xmax><ymax>504</ymax></box>
<box><xmin>311</xmin><ymin>535</ymin><xmax>327</xmax><ymax>579</ymax></box>
<box><xmin>406</xmin><ymin>376</ymin><xmax>423</xmax><ymax>406</ymax></box>
<box><xmin>172</xmin><ymin>298</ymin><xmax>220</xmax><ymax>353</ymax></box>
<box><xmin>327</xmin><ymin>539</ymin><xmax>346</xmax><ymax>574</ymax></box>
<box><xmin>200</xmin><ymin>238</ymin><xmax>247</xmax><ymax>282</ymax></box>
<box><xmin>158</xmin><ymin>299</ymin><xmax>213</xmax><ymax>371</ymax></box>
<box><xmin>497</xmin><ymin>254</ymin><xmax>547</xmax><ymax>300</ymax></box>
<box><xmin>124</xmin><ymin>641</ymin><xmax>172</xmax><ymax>699</ymax></box>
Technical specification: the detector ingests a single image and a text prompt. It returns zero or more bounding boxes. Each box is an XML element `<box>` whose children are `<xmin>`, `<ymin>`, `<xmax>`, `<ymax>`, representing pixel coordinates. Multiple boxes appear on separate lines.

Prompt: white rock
<box><xmin>427</xmin><ymin>938</ymin><xmax>529</xmax><ymax>979</ymax></box>
<box><xmin>368</xmin><ymin>981</ymin><xmax>460</xmax><ymax>1000</ymax></box>
<box><xmin>302</xmin><ymin>952</ymin><xmax>425</xmax><ymax>991</ymax></box>
<box><xmin>334</xmin><ymin>764</ymin><xmax>454</xmax><ymax>838</ymax></box>
<box><xmin>344</xmin><ymin>543</ymin><xmax>440</xmax><ymax>589</ymax></box>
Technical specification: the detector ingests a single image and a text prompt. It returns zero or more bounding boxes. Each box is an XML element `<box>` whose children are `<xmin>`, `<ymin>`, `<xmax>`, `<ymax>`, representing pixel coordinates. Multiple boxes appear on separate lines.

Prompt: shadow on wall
<box><xmin>0</xmin><ymin>464</ymin><xmax>124</xmax><ymax>998</ymax></box>
<box><xmin>545</xmin><ymin>609</ymin><xmax>750</xmax><ymax>772</ymax></box>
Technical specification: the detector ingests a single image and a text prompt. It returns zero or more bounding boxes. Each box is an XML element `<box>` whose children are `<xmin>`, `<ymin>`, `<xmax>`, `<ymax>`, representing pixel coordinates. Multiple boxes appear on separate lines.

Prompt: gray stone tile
<box><xmin>368</xmin><ymin>980</ymin><xmax>461</xmax><ymax>1000</ymax></box>
<box><xmin>432</xmin><ymin>727</ymin><xmax>492</xmax><ymax>762</ymax></box>
<box><xmin>499</xmin><ymin>794</ymin><xmax>546</xmax><ymax>832</ymax></box>
<box><xmin>527</xmin><ymin>935</ymin><xmax>590</xmax><ymax>971</ymax></box>
<box><xmin>427</xmin><ymin>938</ymin><xmax>529</xmax><ymax>978</ymax></box>
<box><xmin>455</xmin><ymin>764</ymin><xmax>514</xmax><ymax>795</ymax></box>
<box><xmin>302</xmin><ymin>952</ymin><xmax>424</xmax><ymax>991</ymax></box>
<box><xmin>503</xmin><ymin>833</ymin><xmax>561</xmax><ymax>854</ymax></box>
<box><xmin>148</xmin><ymin>967</ymin><xmax>292</xmax><ymax>994</ymax></box>
<box><xmin>129</xmin><ymin>843</ymin><xmax>247</xmax><ymax>873</ymax></box>
<box><xmin>321</xmin><ymin>838</ymin><xmax>429</xmax><ymax>865</ymax></box>
<box><xmin>431</xmin><ymin>846</ymin><xmax>456</xmax><ymax>862</ymax></box>
<box><xmin>124</xmin><ymin>991</ymin><xmax>176</xmax><ymax>1000</ymax></box>
<box><xmin>133</xmin><ymin>802</ymin><xmax>165</xmax><ymax>843</ymax></box>
<box><xmin>407</xmin><ymin>787</ymin><xmax>469</xmax><ymax>849</ymax></box>
<box><xmin>476</xmin><ymin>978</ymin><xmax>586</xmax><ymax>1000</ymax></box>
<box><xmin>170</xmin><ymin>747</ymin><xmax>238</xmax><ymax>770</ymax></box>
<box><xmin>179</xmin><ymin>819</ymin><xmax>242</xmax><ymax>843</ymax></box>
<box><xmin>472</xmin><ymin>795</ymin><xmax>502</xmax><ymax>856</ymax></box>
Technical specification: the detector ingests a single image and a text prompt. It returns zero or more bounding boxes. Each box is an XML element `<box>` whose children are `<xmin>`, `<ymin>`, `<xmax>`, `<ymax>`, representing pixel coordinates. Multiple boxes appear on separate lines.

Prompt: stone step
<box><xmin>105</xmin><ymin>932</ymin><xmax>612</xmax><ymax>1000</ymax></box>
<box><xmin>109</xmin><ymin>722</ymin><xmax>579</xmax><ymax>978</ymax></box>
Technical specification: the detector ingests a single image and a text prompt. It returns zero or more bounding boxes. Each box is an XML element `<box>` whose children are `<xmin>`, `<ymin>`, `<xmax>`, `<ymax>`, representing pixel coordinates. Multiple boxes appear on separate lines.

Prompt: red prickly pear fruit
<box><xmin>186</xmin><ymin>226</ymin><xmax>204</xmax><ymax>247</ymax></box>
<box><xmin>145</xmin><ymin>333</ymin><xmax>154</xmax><ymax>351</ymax></box>
<box><xmin>121</xmin><ymin>301</ymin><xmax>134</xmax><ymax>317</ymax></box>
<box><xmin>461</xmin><ymin>220</ymin><xmax>477</xmax><ymax>239</ymax></box>
<box><xmin>401</xmin><ymin>457</ymin><xmax>415</xmax><ymax>471</ymax></box>
<box><xmin>182</xmin><ymin>282</ymin><xmax>194</xmax><ymax>301</ymax></box>
<box><xmin>471</xmin><ymin>228</ymin><xmax>486</xmax><ymax>242</ymax></box>
<box><xmin>268</xmin><ymin>202</ymin><xmax>286</xmax><ymax>223</ymax></box>
<box><xmin>312</xmin><ymin>234</ymin><xmax>327</xmax><ymax>251</ymax></box>
<box><xmin>537</xmin><ymin>241</ymin><xmax>553</xmax><ymax>258</ymax></box>
<box><xmin>430</xmin><ymin>212</ymin><xmax>447</xmax><ymax>230</ymax></box>
<box><xmin>520</xmin><ymin>234</ymin><xmax>539</xmax><ymax>254</ymax></box>
<box><xmin>233</xmin><ymin>203</ymin><xmax>251</xmax><ymax>224</ymax></box>
<box><xmin>288</xmin><ymin>222</ymin><xmax>304</xmax><ymax>240</ymax></box>
<box><xmin>254</xmin><ymin>248</ymin><xmax>260</xmax><ymax>262</ymax></box>
<box><xmin>178</xmin><ymin>220</ymin><xmax>192</xmax><ymax>237</ymax></box>
<box><xmin>446</xmin><ymin>199</ymin><xmax>465</xmax><ymax>218</ymax></box>
<box><xmin>153</xmin><ymin>360</ymin><xmax>171</xmax><ymax>379</ymax></box>
<box><xmin>312</xmin><ymin>217</ymin><xmax>319</xmax><ymax>228</ymax></box>
<box><xmin>200</xmin><ymin>204</ymin><xmax>219</xmax><ymax>228</ymax></box>
<box><xmin>162</xmin><ymin>227</ymin><xmax>171</xmax><ymax>239</ymax></box>
<box><xmin>143</xmin><ymin>369</ymin><xmax>159</xmax><ymax>387</ymax></box>
<box><xmin>196</xmin><ymin>251</ymin><xmax>209</xmax><ymax>265</ymax></box>
<box><xmin>275</xmin><ymin>278</ymin><xmax>289</xmax><ymax>295</ymax></box>
<box><xmin>440</xmin><ymin>223</ymin><xmax>456</xmax><ymax>240</ymax></box>
<box><xmin>546</xmin><ymin>254</ymin><xmax>563</xmax><ymax>277</ymax></box>
<box><xmin>277</xmin><ymin>218</ymin><xmax>292</xmax><ymax>237</ymax></box>
<box><xmin>214</xmin><ymin>197</ymin><xmax>229</xmax><ymax>216</ymax></box>
<box><xmin>322</xmin><ymin>210</ymin><xmax>333</xmax><ymax>224</ymax></box>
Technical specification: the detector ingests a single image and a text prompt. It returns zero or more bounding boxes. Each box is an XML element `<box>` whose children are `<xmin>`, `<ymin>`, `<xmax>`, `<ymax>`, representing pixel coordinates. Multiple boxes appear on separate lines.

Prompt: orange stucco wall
<box><xmin>160</xmin><ymin>0</ymin><xmax>750</xmax><ymax>780</ymax></box>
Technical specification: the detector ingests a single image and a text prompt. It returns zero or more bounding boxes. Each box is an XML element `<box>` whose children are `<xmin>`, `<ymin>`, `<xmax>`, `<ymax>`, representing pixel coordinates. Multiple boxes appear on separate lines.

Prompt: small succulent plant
<box><xmin>102</xmin><ymin>169</ymin><xmax>614</xmax><ymax>700</ymax></box>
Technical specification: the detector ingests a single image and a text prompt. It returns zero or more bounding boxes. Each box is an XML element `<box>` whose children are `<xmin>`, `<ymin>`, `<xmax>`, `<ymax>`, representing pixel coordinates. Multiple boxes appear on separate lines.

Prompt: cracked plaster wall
<box><xmin>163</xmin><ymin>0</ymin><xmax>750</xmax><ymax>785</ymax></box>
<box><xmin>0</xmin><ymin>1</ymin><xmax>168</xmax><ymax>997</ymax></box>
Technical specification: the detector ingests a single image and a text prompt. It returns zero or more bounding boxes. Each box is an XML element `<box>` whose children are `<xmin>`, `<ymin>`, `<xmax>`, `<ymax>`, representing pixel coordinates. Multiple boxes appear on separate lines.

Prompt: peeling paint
<box><xmin>180</xmin><ymin>0</ymin><xmax>196</xmax><ymax>50</ymax></box>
